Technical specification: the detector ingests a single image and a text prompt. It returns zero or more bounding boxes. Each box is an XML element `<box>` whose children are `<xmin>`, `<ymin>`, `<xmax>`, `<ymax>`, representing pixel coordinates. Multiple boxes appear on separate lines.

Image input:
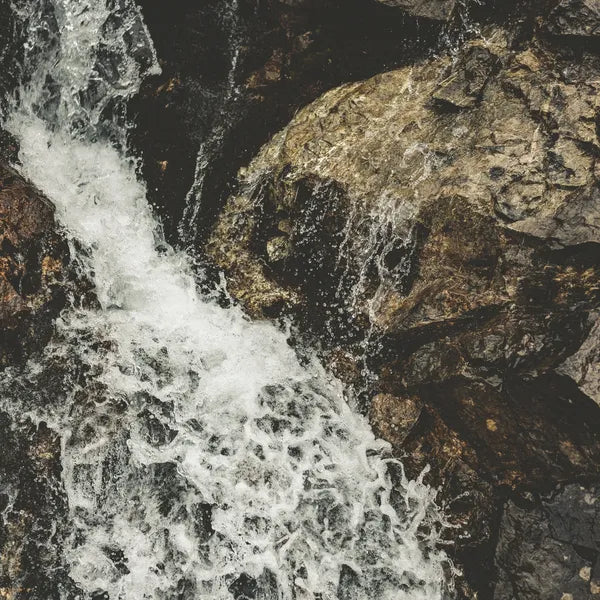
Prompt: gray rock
<box><xmin>544</xmin><ymin>484</ymin><xmax>600</xmax><ymax>551</ymax></box>
<box><xmin>494</xmin><ymin>499</ymin><xmax>593</xmax><ymax>600</ymax></box>
<box><xmin>495</xmin><ymin>484</ymin><xmax>600</xmax><ymax>599</ymax></box>
<box><xmin>513</xmin><ymin>185</ymin><xmax>600</xmax><ymax>247</ymax></box>
<box><xmin>376</xmin><ymin>0</ymin><xmax>457</xmax><ymax>20</ymax></box>
<box><xmin>546</xmin><ymin>0</ymin><xmax>600</xmax><ymax>37</ymax></box>
<box><xmin>559</xmin><ymin>315</ymin><xmax>600</xmax><ymax>406</ymax></box>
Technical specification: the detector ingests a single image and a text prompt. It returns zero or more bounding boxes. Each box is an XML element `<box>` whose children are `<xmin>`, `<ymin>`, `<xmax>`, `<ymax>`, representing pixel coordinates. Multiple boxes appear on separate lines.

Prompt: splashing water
<box><xmin>1</xmin><ymin>1</ymin><xmax>448</xmax><ymax>598</ymax></box>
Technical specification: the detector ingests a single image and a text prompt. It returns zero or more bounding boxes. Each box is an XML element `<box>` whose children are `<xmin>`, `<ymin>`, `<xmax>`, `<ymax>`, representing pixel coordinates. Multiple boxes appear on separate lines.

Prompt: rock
<box><xmin>0</xmin><ymin>163</ymin><xmax>80</xmax><ymax>366</ymax></box>
<box><xmin>546</xmin><ymin>0</ymin><xmax>600</xmax><ymax>38</ymax></box>
<box><xmin>514</xmin><ymin>184</ymin><xmax>600</xmax><ymax>246</ymax></box>
<box><xmin>0</xmin><ymin>164</ymin><xmax>90</xmax><ymax>597</ymax></box>
<box><xmin>494</xmin><ymin>484</ymin><xmax>600</xmax><ymax>599</ymax></box>
<box><xmin>543</xmin><ymin>483</ymin><xmax>600</xmax><ymax>550</ymax></box>
<box><xmin>207</xmin><ymin>25</ymin><xmax>600</xmax><ymax>598</ymax></box>
<box><xmin>0</xmin><ymin>129</ymin><xmax>19</xmax><ymax>165</ymax></box>
<box><xmin>369</xmin><ymin>393</ymin><xmax>422</xmax><ymax>445</ymax></box>
<box><xmin>0</xmin><ymin>0</ymin><xmax>20</xmax><ymax>104</ymax></box>
<box><xmin>0</xmin><ymin>163</ymin><xmax>84</xmax><ymax>596</ymax></box>
<box><xmin>494</xmin><ymin>496</ymin><xmax>594</xmax><ymax>600</ymax></box>
<box><xmin>0</xmin><ymin>0</ymin><xmax>22</xmax><ymax>164</ymax></box>
<box><xmin>561</xmin><ymin>323</ymin><xmax>600</xmax><ymax>412</ymax></box>
<box><xmin>376</xmin><ymin>0</ymin><xmax>457</xmax><ymax>21</ymax></box>
<box><xmin>208</xmin><ymin>32</ymin><xmax>600</xmax><ymax>324</ymax></box>
<box><xmin>131</xmin><ymin>0</ymin><xmax>445</xmax><ymax>246</ymax></box>
<box><xmin>0</xmin><ymin>415</ymin><xmax>76</xmax><ymax>598</ymax></box>
<box><xmin>132</xmin><ymin>0</ymin><xmax>548</xmax><ymax>248</ymax></box>
<box><xmin>266</xmin><ymin>235</ymin><xmax>292</xmax><ymax>263</ymax></box>
<box><xmin>433</xmin><ymin>45</ymin><xmax>499</xmax><ymax>108</ymax></box>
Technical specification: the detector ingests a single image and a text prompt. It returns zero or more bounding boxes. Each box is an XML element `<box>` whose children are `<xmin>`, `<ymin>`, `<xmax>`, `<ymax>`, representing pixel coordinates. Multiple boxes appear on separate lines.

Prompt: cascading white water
<box><xmin>1</xmin><ymin>1</ymin><xmax>449</xmax><ymax>598</ymax></box>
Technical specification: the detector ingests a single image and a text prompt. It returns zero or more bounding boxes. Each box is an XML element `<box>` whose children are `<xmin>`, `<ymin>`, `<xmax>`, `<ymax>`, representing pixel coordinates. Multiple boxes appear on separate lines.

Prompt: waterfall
<box><xmin>0</xmin><ymin>1</ymin><xmax>448</xmax><ymax>598</ymax></box>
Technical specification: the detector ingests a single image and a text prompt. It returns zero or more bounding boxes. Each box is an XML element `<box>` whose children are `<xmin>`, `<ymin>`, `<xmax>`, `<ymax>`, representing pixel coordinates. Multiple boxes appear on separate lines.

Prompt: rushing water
<box><xmin>1</xmin><ymin>1</ymin><xmax>448</xmax><ymax>598</ymax></box>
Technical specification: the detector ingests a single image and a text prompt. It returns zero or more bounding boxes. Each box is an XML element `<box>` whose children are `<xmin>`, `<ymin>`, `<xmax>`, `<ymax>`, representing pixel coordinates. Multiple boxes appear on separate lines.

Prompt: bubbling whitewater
<box><xmin>1</xmin><ymin>1</ymin><xmax>448</xmax><ymax>598</ymax></box>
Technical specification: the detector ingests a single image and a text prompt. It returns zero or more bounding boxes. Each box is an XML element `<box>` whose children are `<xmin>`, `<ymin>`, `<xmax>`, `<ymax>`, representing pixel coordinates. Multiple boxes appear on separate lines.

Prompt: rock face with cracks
<box><xmin>207</xmin><ymin>16</ymin><xmax>600</xmax><ymax>599</ymax></box>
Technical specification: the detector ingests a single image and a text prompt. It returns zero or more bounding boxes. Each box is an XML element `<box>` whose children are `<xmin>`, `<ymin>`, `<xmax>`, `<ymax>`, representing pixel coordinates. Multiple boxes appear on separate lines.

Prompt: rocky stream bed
<box><xmin>2</xmin><ymin>0</ymin><xmax>600</xmax><ymax>598</ymax></box>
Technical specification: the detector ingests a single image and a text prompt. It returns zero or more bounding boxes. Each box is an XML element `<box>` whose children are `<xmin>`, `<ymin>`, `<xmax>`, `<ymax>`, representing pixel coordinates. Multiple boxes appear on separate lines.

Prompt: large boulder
<box><xmin>207</xmin><ymin>31</ymin><xmax>600</xmax><ymax>325</ymax></box>
<box><xmin>206</xmin><ymin>25</ymin><xmax>600</xmax><ymax>598</ymax></box>
<box><xmin>131</xmin><ymin>0</ymin><xmax>443</xmax><ymax>245</ymax></box>
<box><xmin>131</xmin><ymin>0</ymin><xmax>554</xmax><ymax>248</ymax></box>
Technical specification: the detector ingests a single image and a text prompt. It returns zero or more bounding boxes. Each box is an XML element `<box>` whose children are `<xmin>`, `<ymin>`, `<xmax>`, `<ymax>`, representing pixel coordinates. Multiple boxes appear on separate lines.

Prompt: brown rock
<box><xmin>433</xmin><ymin>45</ymin><xmax>499</xmax><ymax>108</ymax></box>
<box><xmin>208</xmin><ymin>33</ymin><xmax>600</xmax><ymax>326</ymax></box>
<box><xmin>0</xmin><ymin>164</ymin><xmax>83</xmax><ymax>595</ymax></box>
<box><xmin>0</xmin><ymin>163</ymin><xmax>74</xmax><ymax>366</ymax></box>
<box><xmin>369</xmin><ymin>393</ymin><xmax>422</xmax><ymax>445</ymax></box>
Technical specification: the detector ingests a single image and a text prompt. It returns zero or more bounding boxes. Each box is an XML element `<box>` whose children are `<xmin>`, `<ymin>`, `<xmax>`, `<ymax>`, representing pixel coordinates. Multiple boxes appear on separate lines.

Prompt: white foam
<box><xmin>2</xmin><ymin>1</ymin><xmax>448</xmax><ymax>598</ymax></box>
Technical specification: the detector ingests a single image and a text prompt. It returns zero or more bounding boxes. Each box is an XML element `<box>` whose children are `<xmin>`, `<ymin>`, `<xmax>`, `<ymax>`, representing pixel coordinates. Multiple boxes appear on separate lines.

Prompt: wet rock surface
<box><xmin>205</xmin><ymin>5</ymin><xmax>600</xmax><ymax>597</ymax></box>
<box><xmin>0</xmin><ymin>9</ymin><xmax>80</xmax><ymax>593</ymax></box>
<box><xmin>546</xmin><ymin>0</ymin><xmax>600</xmax><ymax>38</ymax></box>
<box><xmin>0</xmin><ymin>164</ymin><xmax>77</xmax><ymax>367</ymax></box>
<box><xmin>2</xmin><ymin>0</ymin><xmax>600</xmax><ymax>597</ymax></box>
<box><xmin>0</xmin><ymin>165</ymin><xmax>82</xmax><ymax>598</ymax></box>
<box><xmin>0</xmin><ymin>416</ymin><xmax>76</xmax><ymax>600</ymax></box>
<box><xmin>494</xmin><ymin>484</ymin><xmax>600</xmax><ymax>600</ymax></box>
<box><xmin>131</xmin><ymin>0</ymin><xmax>555</xmax><ymax>249</ymax></box>
<box><xmin>376</xmin><ymin>0</ymin><xmax>458</xmax><ymax>21</ymax></box>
